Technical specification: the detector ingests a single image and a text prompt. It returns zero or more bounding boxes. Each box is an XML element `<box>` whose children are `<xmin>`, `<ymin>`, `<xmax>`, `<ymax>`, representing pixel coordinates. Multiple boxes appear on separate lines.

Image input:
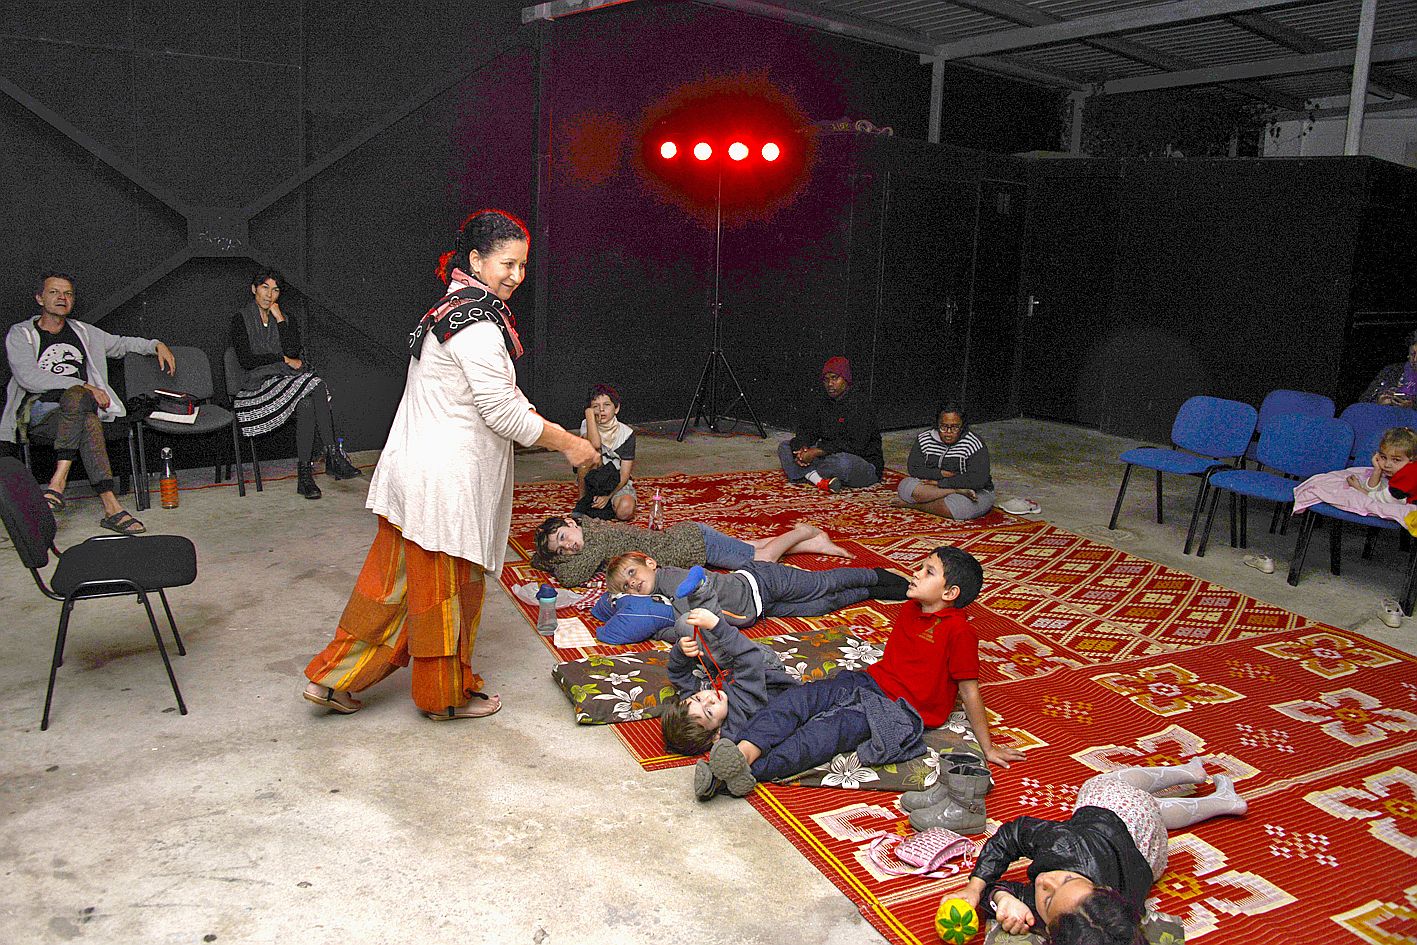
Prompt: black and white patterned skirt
<box><xmin>233</xmin><ymin>372</ymin><xmax>325</xmax><ymax>437</ymax></box>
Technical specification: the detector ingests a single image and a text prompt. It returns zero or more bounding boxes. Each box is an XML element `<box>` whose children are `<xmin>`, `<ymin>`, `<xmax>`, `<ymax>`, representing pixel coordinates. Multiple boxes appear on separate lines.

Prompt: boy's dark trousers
<box><xmin>738</xmin><ymin>670</ymin><xmax>880</xmax><ymax>782</ymax></box>
<box><xmin>739</xmin><ymin>561</ymin><xmax>877</xmax><ymax>617</ymax></box>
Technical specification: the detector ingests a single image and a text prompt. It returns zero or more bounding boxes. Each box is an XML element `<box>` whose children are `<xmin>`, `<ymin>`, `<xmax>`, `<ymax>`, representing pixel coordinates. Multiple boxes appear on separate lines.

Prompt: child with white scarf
<box><xmin>575</xmin><ymin>383</ymin><xmax>637</xmax><ymax>520</ymax></box>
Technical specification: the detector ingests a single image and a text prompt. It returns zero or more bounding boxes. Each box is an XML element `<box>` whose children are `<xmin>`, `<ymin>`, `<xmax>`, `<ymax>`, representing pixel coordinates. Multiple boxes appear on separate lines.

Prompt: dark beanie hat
<box><xmin>821</xmin><ymin>356</ymin><xmax>852</xmax><ymax>385</ymax></box>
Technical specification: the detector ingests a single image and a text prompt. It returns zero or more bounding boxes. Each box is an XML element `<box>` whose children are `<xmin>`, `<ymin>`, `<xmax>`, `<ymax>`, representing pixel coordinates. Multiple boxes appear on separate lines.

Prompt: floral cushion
<box><xmin>550</xmin><ymin>627</ymin><xmax>883</xmax><ymax>725</ymax></box>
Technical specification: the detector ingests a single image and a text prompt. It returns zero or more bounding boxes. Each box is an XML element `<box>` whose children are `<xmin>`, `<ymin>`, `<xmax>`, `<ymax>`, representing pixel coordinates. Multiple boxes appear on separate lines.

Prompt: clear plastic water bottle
<box><xmin>648</xmin><ymin>488</ymin><xmax>664</xmax><ymax>531</ymax></box>
<box><xmin>159</xmin><ymin>446</ymin><xmax>179</xmax><ymax>509</ymax></box>
<box><xmin>536</xmin><ymin>583</ymin><xmax>559</xmax><ymax>636</ymax></box>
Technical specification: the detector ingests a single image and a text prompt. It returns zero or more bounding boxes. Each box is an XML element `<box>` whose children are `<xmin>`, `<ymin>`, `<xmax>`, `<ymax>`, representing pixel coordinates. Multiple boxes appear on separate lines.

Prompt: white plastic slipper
<box><xmin>1380</xmin><ymin>598</ymin><xmax>1404</xmax><ymax>629</ymax></box>
<box><xmin>1000</xmin><ymin>498</ymin><xmax>1041</xmax><ymax>515</ymax></box>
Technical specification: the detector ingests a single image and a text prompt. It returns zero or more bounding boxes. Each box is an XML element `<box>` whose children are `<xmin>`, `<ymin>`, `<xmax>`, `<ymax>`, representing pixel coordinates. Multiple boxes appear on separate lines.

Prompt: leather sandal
<box><xmin>302</xmin><ymin>684</ymin><xmax>363</xmax><ymax>714</ymax></box>
<box><xmin>425</xmin><ymin>691</ymin><xmax>501</xmax><ymax>720</ymax></box>
<box><xmin>43</xmin><ymin>488</ymin><xmax>66</xmax><ymax>512</ymax></box>
<box><xmin>99</xmin><ymin>510</ymin><xmax>146</xmax><ymax>535</ymax></box>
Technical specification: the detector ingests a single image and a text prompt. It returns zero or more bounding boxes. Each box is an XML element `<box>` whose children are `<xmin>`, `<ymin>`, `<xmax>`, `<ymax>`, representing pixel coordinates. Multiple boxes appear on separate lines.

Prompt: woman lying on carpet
<box><xmin>958</xmin><ymin>763</ymin><xmax>1247</xmax><ymax>944</ymax></box>
<box><xmin>894</xmin><ymin>401</ymin><xmax>995</xmax><ymax>520</ymax></box>
<box><xmin>530</xmin><ymin>515</ymin><xmax>850</xmax><ymax>588</ymax></box>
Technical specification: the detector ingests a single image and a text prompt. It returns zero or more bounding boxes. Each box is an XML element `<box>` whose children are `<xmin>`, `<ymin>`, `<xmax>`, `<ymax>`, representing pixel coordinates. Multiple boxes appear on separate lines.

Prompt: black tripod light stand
<box><xmin>676</xmin><ymin>171</ymin><xmax>767</xmax><ymax>442</ymax></box>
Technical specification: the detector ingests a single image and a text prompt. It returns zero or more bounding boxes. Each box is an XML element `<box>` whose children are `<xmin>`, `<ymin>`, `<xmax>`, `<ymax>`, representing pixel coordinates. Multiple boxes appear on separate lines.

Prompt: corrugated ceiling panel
<box><xmin>767</xmin><ymin>0</ymin><xmax>1417</xmax><ymax>101</ymax></box>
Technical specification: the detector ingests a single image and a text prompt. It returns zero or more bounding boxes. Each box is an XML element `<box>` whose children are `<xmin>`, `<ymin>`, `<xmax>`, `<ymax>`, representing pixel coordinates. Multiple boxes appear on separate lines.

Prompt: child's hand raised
<box><xmin>683</xmin><ymin>607</ymin><xmax>720</xmax><ymax>630</ymax></box>
<box><xmin>678</xmin><ymin>636</ymin><xmax>702</xmax><ymax>658</ymax></box>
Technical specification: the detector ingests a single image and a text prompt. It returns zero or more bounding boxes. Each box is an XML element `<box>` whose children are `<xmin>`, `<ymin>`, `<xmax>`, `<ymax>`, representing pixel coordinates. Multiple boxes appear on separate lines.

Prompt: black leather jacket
<box><xmin>971</xmin><ymin>806</ymin><xmax>1154</xmax><ymax>926</ymax></box>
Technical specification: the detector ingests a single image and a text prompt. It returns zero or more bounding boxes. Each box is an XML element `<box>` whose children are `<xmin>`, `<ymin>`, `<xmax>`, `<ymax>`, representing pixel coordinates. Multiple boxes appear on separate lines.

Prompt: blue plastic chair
<box><xmin>1289</xmin><ymin>502</ymin><xmax>1417</xmax><ymax>615</ymax></box>
<box><xmin>1245</xmin><ymin>390</ymin><xmax>1335</xmax><ymax>465</ymax></box>
<box><xmin>1196</xmin><ymin>416</ymin><xmax>1353</xmax><ymax>557</ymax></box>
<box><xmin>1107</xmin><ymin>396</ymin><xmax>1258</xmax><ymax>554</ymax></box>
<box><xmin>1338</xmin><ymin>402</ymin><xmax>1417</xmax><ymax>464</ymax></box>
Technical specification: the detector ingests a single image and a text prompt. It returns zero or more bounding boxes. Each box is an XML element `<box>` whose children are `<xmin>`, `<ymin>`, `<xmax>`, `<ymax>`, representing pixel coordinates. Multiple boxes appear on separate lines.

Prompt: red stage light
<box><xmin>659</xmin><ymin>141</ymin><xmax>678</xmax><ymax>159</ymax></box>
<box><xmin>693</xmin><ymin>142</ymin><xmax>712</xmax><ymax>161</ymax></box>
<box><xmin>728</xmin><ymin>141</ymin><xmax>749</xmax><ymax>161</ymax></box>
<box><xmin>761</xmin><ymin>142</ymin><xmax>780</xmax><ymax>162</ymax></box>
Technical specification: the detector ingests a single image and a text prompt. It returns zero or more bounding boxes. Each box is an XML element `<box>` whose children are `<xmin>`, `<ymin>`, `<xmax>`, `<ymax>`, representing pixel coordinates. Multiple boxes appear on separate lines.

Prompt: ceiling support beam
<box><xmin>1227</xmin><ymin>11</ymin><xmax>1417</xmax><ymax>101</ymax></box>
<box><xmin>1095</xmin><ymin>38</ymin><xmax>1417</xmax><ymax>95</ymax></box>
<box><xmin>522</xmin><ymin>0</ymin><xmax>638</xmax><ymax>22</ymax></box>
<box><xmin>934</xmin><ymin>0</ymin><xmax>1316</xmax><ymax>61</ymax></box>
<box><xmin>1344</xmin><ymin>0</ymin><xmax>1379</xmax><ymax>155</ymax></box>
<box><xmin>948</xmin><ymin>0</ymin><xmax>1304</xmax><ymax>114</ymax></box>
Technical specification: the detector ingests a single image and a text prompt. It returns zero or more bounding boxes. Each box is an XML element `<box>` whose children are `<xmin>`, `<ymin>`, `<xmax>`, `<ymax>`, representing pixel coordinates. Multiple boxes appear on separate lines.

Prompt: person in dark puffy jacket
<box><xmin>957</xmin><ymin>761</ymin><xmax>1247</xmax><ymax>944</ymax></box>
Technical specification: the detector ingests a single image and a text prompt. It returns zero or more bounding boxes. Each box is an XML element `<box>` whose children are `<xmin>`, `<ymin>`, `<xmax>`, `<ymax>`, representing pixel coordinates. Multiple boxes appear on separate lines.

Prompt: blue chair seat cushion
<box><xmin>1207</xmin><ymin>469</ymin><xmax>1297</xmax><ymax>505</ymax></box>
<box><xmin>1305</xmin><ymin>502</ymin><xmax>1405</xmax><ymax>531</ymax></box>
<box><xmin>52</xmin><ymin>535</ymin><xmax>198</xmax><ymax>596</ymax></box>
<box><xmin>1119</xmin><ymin>447</ymin><xmax>1222</xmax><ymax>476</ymax></box>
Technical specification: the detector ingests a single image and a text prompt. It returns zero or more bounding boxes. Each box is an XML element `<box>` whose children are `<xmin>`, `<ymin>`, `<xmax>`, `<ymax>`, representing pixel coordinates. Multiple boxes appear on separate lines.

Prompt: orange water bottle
<box><xmin>159</xmin><ymin>446</ymin><xmax>179</xmax><ymax>509</ymax></box>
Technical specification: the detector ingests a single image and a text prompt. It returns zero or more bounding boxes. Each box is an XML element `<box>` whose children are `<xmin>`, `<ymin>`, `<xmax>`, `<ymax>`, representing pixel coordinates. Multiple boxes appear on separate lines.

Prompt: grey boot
<box><xmin>901</xmin><ymin>752</ymin><xmax>984</xmax><ymax>811</ymax></box>
<box><xmin>908</xmin><ymin>758</ymin><xmax>992</xmax><ymax>833</ymax></box>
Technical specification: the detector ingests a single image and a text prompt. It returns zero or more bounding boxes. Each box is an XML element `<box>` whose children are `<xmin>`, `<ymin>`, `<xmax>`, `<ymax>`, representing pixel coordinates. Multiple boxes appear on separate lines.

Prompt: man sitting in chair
<box><xmin>2</xmin><ymin>271</ymin><xmax>175</xmax><ymax>534</ymax></box>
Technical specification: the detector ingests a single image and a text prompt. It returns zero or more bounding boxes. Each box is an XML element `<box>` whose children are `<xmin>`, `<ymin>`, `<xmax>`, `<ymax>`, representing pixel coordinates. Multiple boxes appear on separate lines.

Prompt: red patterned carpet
<box><xmin>504</xmin><ymin>469</ymin><xmax>1417</xmax><ymax>945</ymax></box>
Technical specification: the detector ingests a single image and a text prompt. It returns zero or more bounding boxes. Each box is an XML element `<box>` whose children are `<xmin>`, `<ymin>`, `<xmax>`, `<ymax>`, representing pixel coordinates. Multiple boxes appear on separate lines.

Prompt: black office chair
<box><xmin>0</xmin><ymin>456</ymin><xmax>198</xmax><ymax>730</ymax></box>
<box><xmin>125</xmin><ymin>346</ymin><xmax>245</xmax><ymax>510</ymax></box>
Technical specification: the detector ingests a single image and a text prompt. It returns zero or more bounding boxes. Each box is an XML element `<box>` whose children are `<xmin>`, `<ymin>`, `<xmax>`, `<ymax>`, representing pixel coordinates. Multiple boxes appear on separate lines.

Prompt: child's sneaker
<box><xmin>1243</xmin><ymin>554</ymin><xmax>1275</xmax><ymax>574</ymax></box>
<box><xmin>708</xmin><ymin>739</ymin><xmax>757</xmax><ymax>797</ymax></box>
<box><xmin>693</xmin><ymin>759</ymin><xmax>724</xmax><ymax>801</ymax></box>
<box><xmin>1380</xmin><ymin>597</ymin><xmax>1404</xmax><ymax>629</ymax></box>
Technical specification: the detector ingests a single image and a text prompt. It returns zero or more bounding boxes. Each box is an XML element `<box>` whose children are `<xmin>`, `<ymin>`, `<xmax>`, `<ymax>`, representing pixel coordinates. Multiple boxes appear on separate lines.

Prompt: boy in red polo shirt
<box><xmin>693</xmin><ymin>545</ymin><xmax>1023</xmax><ymax>799</ymax></box>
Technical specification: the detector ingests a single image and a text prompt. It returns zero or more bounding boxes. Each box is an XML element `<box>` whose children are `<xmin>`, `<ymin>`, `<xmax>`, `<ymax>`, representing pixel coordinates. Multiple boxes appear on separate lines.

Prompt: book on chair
<box><xmin>150</xmin><ymin>388</ymin><xmax>199</xmax><ymax>423</ymax></box>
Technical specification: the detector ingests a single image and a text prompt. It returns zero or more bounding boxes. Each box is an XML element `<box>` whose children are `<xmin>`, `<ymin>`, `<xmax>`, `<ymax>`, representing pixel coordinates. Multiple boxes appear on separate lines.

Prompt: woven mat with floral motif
<box><xmin>503</xmin><ymin>469</ymin><xmax>1417</xmax><ymax>945</ymax></box>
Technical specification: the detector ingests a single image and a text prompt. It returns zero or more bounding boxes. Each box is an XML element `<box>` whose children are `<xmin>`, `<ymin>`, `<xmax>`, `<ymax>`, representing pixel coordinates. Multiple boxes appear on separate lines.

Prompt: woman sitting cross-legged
<box><xmin>229</xmin><ymin>268</ymin><xmax>361</xmax><ymax>499</ymax></box>
<box><xmin>958</xmin><ymin>763</ymin><xmax>1247</xmax><ymax>944</ymax></box>
<box><xmin>532</xmin><ymin>515</ymin><xmax>850</xmax><ymax>589</ymax></box>
<box><xmin>895</xmin><ymin>402</ymin><xmax>995</xmax><ymax>520</ymax></box>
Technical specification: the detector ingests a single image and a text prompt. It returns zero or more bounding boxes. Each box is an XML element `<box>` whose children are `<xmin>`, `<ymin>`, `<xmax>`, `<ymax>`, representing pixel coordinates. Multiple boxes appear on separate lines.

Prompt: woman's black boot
<box><xmin>325</xmin><ymin>445</ymin><xmax>362</xmax><ymax>480</ymax></box>
<box><xmin>297</xmin><ymin>462</ymin><xmax>322</xmax><ymax>499</ymax></box>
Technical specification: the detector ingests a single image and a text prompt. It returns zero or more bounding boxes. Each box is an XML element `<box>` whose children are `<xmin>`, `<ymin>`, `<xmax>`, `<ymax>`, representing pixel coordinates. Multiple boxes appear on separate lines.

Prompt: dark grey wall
<box><xmin>2</xmin><ymin>0</ymin><xmax>1059</xmax><ymax>464</ymax></box>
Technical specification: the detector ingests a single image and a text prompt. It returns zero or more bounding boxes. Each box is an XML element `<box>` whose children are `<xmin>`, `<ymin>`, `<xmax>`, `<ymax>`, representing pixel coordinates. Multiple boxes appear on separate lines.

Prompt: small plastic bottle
<box><xmin>159</xmin><ymin>446</ymin><xmax>179</xmax><ymax>509</ymax></box>
<box><xmin>648</xmin><ymin>488</ymin><xmax>664</xmax><ymax>531</ymax></box>
<box><xmin>535</xmin><ymin>583</ymin><xmax>559</xmax><ymax>636</ymax></box>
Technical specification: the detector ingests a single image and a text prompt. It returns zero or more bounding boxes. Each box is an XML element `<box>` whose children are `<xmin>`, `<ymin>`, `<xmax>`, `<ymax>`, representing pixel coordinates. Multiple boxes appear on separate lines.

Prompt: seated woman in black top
<box><xmin>958</xmin><ymin>763</ymin><xmax>1246</xmax><ymax>943</ymax></box>
<box><xmin>229</xmin><ymin>269</ymin><xmax>360</xmax><ymax>499</ymax></box>
<box><xmin>895</xmin><ymin>402</ymin><xmax>995</xmax><ymax>520</ymax></box>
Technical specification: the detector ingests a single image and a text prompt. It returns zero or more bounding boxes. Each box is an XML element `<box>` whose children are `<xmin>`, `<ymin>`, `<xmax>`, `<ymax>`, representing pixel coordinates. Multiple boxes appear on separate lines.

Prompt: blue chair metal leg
<box><xmin>1183</xmin><ymin>477</ymin><xmax>1210</xmax><ymax>555</ymax></box>
<box><xmin>1109</xmin><ymin>464</ymin><xmax>1134</xmax><ymax>530</ymax></box>
<box><xmin>1239</xmin><ymin>495</ymin><xmax>1249</xmax><ymax>549</ymax></box>
<box><xmin>1287</xmin><ymin>512</ymin><xmax>1318</xmax><ymax>586</ymax></box>
<box><xmin>1329</xmin><ymin>519</ymin><xmax>1343</xmax><ymax>576</ymax></box>
<box><xmin>1197</xmin><ymin>483</ymin><xmax>1223</xmax><ymax>558</ymax></box>
<box><xmin>1155</xmin><ymin>470</ymin><xmax>1164</xmax><ymax>524</ymax></box>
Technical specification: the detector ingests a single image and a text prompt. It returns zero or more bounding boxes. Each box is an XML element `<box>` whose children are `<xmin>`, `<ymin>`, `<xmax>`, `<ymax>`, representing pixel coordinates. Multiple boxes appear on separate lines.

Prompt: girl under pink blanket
<box><xmin>1292</xmin><ymin>427</ymin><xmax>1417</xmax><ymax>536</ymax></box>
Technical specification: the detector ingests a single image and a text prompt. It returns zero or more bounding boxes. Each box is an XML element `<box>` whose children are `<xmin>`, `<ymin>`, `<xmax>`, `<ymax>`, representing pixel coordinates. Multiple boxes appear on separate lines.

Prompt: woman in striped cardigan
<box><xmin>896</xmin><ymin>403</ymin><xmax>995</xmax><ymax>520</ymax></box>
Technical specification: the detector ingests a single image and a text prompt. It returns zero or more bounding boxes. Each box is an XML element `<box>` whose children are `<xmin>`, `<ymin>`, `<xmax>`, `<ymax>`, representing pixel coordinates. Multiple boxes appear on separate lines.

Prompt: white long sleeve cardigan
<box><xmin>365</xmin><ymin>292</ymin><xmax>544</xmax><ymax>573</ymax></box>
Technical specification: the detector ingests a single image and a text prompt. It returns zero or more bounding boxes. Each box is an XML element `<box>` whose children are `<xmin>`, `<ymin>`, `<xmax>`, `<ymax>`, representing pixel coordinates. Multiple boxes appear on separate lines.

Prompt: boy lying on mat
<box><xmin>604</xmin><ymin>551</ymin><xmax>906</xmax><ymax>626</ymax></box>
<box><xmin>654</xmin><ymin>546</ymin><xmax>1024</xmax><ymax>803</ymax></box>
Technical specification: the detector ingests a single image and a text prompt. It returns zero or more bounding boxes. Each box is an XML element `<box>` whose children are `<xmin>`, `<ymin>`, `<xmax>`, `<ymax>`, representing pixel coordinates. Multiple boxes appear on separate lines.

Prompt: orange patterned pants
<box><xmin>305</xmin><ymin>516</ymin><xmax>486</xmax><ymax>713</ymax></box>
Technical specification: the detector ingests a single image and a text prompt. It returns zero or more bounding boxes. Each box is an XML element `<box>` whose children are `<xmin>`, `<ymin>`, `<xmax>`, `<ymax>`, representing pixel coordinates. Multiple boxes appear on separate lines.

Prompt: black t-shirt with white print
<box><xmin>35</xmin><ymin>319</ymin><xmax>88</xmax><ymax>401</ymax></box>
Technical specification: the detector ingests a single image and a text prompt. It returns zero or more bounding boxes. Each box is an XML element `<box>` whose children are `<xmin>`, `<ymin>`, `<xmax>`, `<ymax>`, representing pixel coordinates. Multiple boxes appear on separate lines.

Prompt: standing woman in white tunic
<box><xmin>302</xmin><ymin>210</ymin><xmax>597</xmax><ymax>719</ymax></box>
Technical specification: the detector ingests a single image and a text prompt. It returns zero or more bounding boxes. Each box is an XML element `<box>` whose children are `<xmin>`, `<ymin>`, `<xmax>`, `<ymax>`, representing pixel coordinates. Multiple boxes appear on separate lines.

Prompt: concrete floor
<box><xmin>1</xmin><ymin>418</ymin><xmax>1410</xmax><ymax>945</ymax></box>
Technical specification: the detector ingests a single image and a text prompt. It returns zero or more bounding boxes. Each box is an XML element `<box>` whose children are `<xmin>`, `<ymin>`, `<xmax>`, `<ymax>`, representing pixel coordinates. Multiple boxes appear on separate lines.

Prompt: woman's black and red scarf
<box><xmin>408</xmin><ymin>269</ymin><xmax>523</xmax><ymax>361</ymax></box>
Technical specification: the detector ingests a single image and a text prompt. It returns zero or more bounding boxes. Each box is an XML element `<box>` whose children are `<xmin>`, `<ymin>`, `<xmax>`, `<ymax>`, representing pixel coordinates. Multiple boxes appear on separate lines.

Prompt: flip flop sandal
<box><xmin>99</xmin><ymin>510</ymin><xmax>147</xmax><ymax>535</ymax></box>
<box><xmin>43</xmin><ymin>488</ymin><xmax>66</xmax><ymax>512</ymax></box>
<box><xmin>426</xmin><ymin>691</ymin><xmax>501</xmax><ymax>721</ymax></box>
<box><xmin>303</xmin><ymin>685</ymin><xmax>363</xmax><ymax>714</ymax></box>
